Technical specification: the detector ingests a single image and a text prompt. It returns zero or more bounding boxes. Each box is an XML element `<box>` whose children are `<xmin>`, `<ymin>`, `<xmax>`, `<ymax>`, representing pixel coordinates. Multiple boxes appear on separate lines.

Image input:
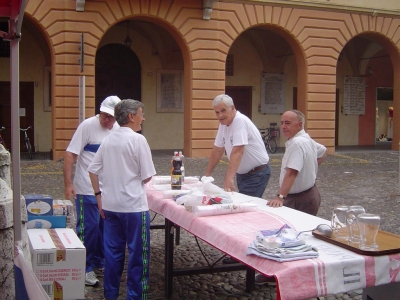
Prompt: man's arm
<box><xmin>63</xmin><ymin>151</ymin><xmax>78</xmax><ymax>200</ymax></box>
<box><xmin>317</xmin><ymin>149</ymin><xmax>327</xmax><ymax>165</ymax></box>
<box><xmin>267</xmin><ymin>168</ymin><xmax>298</xmax><ymax>208</ymax></box>
<box><xmin>224</xmin><ymin>145</ymin><xmax>244</xmax><ymax>191</ymax></box>
<box><xmin>204</xmin><ymin>145</ymin><xmax>225</xmax><ymax>176</ymax></box>
<box><xmin>89</xmin><ymin>171</ymin><xmax>104</xmax><ymax>219</ymax></box>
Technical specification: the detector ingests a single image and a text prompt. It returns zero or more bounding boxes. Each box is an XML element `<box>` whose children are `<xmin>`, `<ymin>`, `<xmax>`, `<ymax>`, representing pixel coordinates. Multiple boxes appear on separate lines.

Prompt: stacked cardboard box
<box><xmin>53</xmin><ymin>200</ymin><xmax>75</xmax><ymax>228</ymax></box>
<box><xmin>25</xmin><ymin>194</ymin><xmax>67</xmax><ymax>229</ymax></box>
<box><xmin>28</xmin><ymin>228</ymin><xmax>85</xmax><ymax>300</ymax></box>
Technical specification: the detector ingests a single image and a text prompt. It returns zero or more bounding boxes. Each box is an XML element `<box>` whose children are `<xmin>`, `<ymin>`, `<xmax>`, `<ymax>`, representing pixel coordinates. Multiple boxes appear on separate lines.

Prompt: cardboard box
<box><xmin>25</xmin><ymin>194</ymin><xmax>53</xmax><ymax>216</ymax></box>
<box><xmin>28</xmin><ymin>228</ymin><xmax>86</xmax><ymax>300</ymax></box>
<box><xmin>27</xmin><ymin>215</ymin><xmax>67</xmax><ymax>229</ymax></box>
<box><xmin>53</xmin><ymin>200</ymin><xmax>74</xmax><ymax>216</ymax></box>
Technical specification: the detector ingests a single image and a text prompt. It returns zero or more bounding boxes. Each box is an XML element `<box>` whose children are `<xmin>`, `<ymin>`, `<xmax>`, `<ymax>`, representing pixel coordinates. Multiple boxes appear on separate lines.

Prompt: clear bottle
<box><xmin>179</xmin><ymin>151</ymin><xmax>185</xmax><ymax>183</ymax></box>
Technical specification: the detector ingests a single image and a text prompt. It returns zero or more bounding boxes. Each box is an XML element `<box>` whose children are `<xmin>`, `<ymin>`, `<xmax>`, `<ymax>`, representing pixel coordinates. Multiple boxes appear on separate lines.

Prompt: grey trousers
<box><xmin>284</xmin><ymin>185</ymin><xmax>321</xmax><ymax>216</ymax></box>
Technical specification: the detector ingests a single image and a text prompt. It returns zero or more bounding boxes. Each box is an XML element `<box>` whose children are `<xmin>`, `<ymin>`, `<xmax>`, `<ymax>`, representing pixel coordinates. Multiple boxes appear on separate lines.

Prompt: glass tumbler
<box><xmin>331</xmin><ymin>205</ymin><xmax>350</xmax><ymax>240</ymax></box>
<box><xmin>357</xmin><ymin>213</ymin><xmax>380</xmax><ymax>250</ymax></box>
<box><xmin>346</xmin><ymin>205</ymin><xmax>365</xmax><ymax>243</ymax></box>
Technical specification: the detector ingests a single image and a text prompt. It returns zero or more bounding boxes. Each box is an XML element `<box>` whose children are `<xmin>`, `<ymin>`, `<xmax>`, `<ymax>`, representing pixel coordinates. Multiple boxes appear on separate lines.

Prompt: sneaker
<box><xmin>85</xmin><ymin>271</ymin><xmax>99</xmax><ymax>286</ymax></box>
<box><xmin>255</xmin><ymin>274</ymin><xmax>277</xmax><ymax>286</ymax></box>
<box><xmin>93</xmin><ymin>267</ymin><xmax>104</xmax><ymax>277</ymax></box>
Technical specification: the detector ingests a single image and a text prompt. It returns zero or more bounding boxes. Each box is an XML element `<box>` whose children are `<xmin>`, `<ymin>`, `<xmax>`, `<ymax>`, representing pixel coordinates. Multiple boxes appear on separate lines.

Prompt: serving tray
<box><xmin>312</xmin><ymin>229</ymin><xmax>400</xmax><ymax>256</ymax></box>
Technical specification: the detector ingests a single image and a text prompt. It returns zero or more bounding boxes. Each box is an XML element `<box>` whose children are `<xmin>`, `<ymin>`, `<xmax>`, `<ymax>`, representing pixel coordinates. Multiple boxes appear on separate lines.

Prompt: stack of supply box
<box><xmin>53</xmin><ymin>199</ymin><xmax>75</xmax><ymax>228</ymax></box>
<box><xmin>25</xmin><ymin>194</ymin><xmax>85</xmax><ymax>299</ymax></box>
<box><xmin>25</xmin><ymin>194</ymin><xmax>75</xmax><ymax>229</ymax></box>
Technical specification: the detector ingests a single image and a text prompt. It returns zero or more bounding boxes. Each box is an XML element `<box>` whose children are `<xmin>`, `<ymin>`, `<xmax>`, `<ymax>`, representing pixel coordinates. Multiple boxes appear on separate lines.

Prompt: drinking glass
<box><xmin>346</xmin><ymin>205</ymin><xmax>365</xmax><ymax>243</ymax></box>
<box><xmin>357</xmin><ymin>213</ymin><xmax>380</xmax><ymax>250</ymax></box>
<box><xmin>331</xmin><ymin>205</ymin><xmax>350</xmax><ymax>240</ymax></box>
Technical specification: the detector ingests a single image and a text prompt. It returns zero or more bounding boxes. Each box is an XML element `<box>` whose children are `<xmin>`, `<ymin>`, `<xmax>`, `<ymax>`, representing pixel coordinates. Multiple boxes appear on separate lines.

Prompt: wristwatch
<box><xmin>94</xmin><ymin>191</ymin><xmax>102</xmax><ymax>196</ymax></box>
<box><xmin>276</xmin><ymin>194</ymin><xmax>286</xmax><ymax>200</ymax></box>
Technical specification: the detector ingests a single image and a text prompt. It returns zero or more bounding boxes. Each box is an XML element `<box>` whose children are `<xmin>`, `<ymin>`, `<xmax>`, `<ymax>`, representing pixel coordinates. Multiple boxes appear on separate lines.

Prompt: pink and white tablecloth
<box><xmin>146</xmin><ymin>182</ymin><xmax>400</xmax><ymax>300</ymax></box>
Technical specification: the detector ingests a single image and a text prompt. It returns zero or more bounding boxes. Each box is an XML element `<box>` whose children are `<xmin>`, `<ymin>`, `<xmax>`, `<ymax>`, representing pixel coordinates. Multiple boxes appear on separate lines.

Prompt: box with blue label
<box><xmin>24</xmin><ymin>194</ymin><xmax>53</xmax><ymax>216</ymax></box>
<box><xmin>27</xmin><ymin>215</ymin><xmax>66</xmax><ymax>229</ymax></box>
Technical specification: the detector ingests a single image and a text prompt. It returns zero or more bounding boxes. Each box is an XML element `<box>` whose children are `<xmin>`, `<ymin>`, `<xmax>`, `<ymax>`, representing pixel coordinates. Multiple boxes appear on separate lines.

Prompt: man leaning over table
<box><xmin>63</xmin><ymin>95</ymin><xmax>121</xmax><ymax>286</ymax></box>
<box><xmin>204</xmin><ymin>94</ymin><xmax>271</xmax><ymax>264</ymax></box>
<box><xmin>255</xmin><ymin>109</ymin><xmax>327</xmax><ymax>286</ymax></box>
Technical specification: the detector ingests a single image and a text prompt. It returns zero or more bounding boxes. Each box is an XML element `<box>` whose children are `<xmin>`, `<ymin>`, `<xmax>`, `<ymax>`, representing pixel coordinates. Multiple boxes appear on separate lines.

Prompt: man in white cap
<box><xmin>63</xmin><ymin>95</ymin><xmax>121</xmax><ymax>286</ymax></box>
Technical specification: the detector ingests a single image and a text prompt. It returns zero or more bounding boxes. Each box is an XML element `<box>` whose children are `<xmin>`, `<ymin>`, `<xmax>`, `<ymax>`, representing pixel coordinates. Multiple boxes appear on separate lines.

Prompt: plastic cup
<box><xmin>357</xmin><ymin>213</ymin><xmax>380</xmax><ymax>250</ymax></box>
<box><xmin>346</xmin><ymin>205</ymin><xmax>365</xmax><ymax>243</ymax></box>
<box><xmin>331</xmin><ymin>205</ymin><xmax>349</xmax><ymax>240</ymax></box>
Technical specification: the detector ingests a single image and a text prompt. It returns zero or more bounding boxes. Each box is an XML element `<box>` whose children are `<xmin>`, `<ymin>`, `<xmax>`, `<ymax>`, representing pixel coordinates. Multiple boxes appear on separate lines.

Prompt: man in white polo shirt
<box><xmin>256</xmin><ymin>109</ymin><xmax>327</xmax><ymax>285</ymax></box>
<box><xmin>63</xmin><ymin>95</ymin><xmax>121</xmax><ymax>286</ymax></box>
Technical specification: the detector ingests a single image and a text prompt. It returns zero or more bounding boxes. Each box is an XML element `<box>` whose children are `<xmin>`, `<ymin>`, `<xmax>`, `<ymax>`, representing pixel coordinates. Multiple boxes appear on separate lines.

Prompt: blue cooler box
<box><xmin>24</xmin><ymin>194</ymin><xmax>53</xmax><ymax>216</ymax></box>
<box><xmin>27</xmin><ymin>215</ymin><xmax>67</xmax><ymax>229</ymax></box>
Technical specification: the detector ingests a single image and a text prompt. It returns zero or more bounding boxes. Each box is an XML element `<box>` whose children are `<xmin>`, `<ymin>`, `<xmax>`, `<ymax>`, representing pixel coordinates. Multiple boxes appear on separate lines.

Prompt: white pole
<box><xmin>79</xmin><ymin>76</ymin><xmax>85</xmax><ymax>123</ymax></box>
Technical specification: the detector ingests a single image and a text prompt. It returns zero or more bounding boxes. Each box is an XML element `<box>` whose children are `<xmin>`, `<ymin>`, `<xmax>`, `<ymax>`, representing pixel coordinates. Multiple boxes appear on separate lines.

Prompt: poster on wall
<box><xmin>260</xmin><ymin>73</ymin><xmax>285</xmax><ymax>114</ymax></box>
<box><xmin>157</xmin><ymin>70</ymin><xmax>184</xmax><ymax>113</ymax></box>
<box><xmin>343</xmin><ymin>77</ymin><xmax>365</xmax><ymax>115</ymax></box>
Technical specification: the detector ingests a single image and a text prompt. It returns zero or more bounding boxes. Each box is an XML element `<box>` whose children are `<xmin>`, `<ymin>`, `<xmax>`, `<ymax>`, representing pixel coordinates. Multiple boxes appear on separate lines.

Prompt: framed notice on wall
<box><xmin>343</xmin><ymin>77</ymin><xmax>365</xmax><ymax>115</ymax></box>
<box><xmin>157</xmin><ymin>70</ymin><xmax>183</xmax><ymax>113</ymax></box>
<box><xmin>260</xmin><ymin>73</ymin><xmax>285</xmax><ymax>114</ymax></box>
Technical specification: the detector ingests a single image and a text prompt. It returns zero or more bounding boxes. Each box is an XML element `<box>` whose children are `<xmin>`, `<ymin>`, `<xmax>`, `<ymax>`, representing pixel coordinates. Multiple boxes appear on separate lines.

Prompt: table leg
<box><xmin>175</xmin><ymin>225</ymin><xmax>180</xmax><ymax>245</ymax></box>
<box><xmin>165</xmin><ymin>218</ymin><xmax>174</xmax><ymax>297</ymax></box>
<box><xmin>245</xmin><ymin>267</ymin><xmax>255</xmax><ymax>293</ymax></box>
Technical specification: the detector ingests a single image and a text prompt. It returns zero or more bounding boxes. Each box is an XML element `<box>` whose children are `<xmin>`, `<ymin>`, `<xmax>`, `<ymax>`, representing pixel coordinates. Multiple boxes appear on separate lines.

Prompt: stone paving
<box><xmin>19</xmin><ymin>148</ymin><xmax>400</xmax><ymax>300</ymax></box>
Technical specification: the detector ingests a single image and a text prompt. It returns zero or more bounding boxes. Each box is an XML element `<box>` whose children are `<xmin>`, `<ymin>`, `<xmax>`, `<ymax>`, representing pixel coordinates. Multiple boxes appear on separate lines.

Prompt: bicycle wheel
<box><xmin>267</xmin><ymin>137</ymin><xmax>277</xmax><ymax>153</ymax></box>
<box><xmin>26</xmin><ymin>138</ymin><xmax>33</xmax><ymax>160</ymax></box>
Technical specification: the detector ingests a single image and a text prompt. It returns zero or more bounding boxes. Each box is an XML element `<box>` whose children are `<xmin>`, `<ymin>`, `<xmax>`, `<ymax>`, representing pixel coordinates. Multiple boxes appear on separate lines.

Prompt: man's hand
<box><xmin>96</xmin><ymin>195</ymin><xmax>105</xmax><ymax>219</ymax></box>
<box><xmin>223</xmin><ymin>177</ymin><xmax>236</xmax><ymax>192</ymax></box>
<box><xmin>267</xmin><ymin>197</ymin><xmax>284</xmax><ymax>208</ymax></box>
<box><xmin>64</xmin><ymin>184</ymin><xmax>76</xmax><ymax>201</ymax></box>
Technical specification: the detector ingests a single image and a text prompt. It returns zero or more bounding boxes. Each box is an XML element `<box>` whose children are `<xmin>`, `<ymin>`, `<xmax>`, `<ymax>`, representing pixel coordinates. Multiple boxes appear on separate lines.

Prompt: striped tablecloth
<box><xmin>146</xmin><ymin>182</ymin><xmax>400</xmax><ymax>300</ymax></box>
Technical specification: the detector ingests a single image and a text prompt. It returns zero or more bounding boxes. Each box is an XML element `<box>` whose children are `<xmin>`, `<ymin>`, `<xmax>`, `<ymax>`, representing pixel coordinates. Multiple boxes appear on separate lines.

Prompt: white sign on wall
<box><xmin>260</xmin><ymin>73</ymin><xmax>285</xmax><ymax>114</ymax></box>
<box><xmin>343</xmin><ymin>77</ymin><xmax>365</xmax><ymax>115</ymax></box>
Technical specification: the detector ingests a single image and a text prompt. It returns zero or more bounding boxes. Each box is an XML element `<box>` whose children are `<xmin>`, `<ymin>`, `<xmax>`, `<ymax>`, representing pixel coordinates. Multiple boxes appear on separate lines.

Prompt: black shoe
<box><xmin>222</xmin><ymin>256</ymin><xmax>238</xmax><ymax>264</ymax></box>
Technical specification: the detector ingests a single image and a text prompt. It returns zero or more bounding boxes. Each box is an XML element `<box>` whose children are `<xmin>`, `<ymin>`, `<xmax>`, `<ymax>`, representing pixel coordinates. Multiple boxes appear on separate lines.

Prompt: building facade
<box><xmin>0</xmin><ymin>0</ymin><xmax>399</xmax><ymax>160</ymax></box>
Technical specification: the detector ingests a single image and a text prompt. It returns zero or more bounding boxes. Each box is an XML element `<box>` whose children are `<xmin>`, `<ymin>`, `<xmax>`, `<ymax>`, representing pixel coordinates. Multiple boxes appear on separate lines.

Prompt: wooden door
<box><xmin>0</xmin><ymin>82</ymin><xmax>34</xmax><ymax>152</ymax></box>
<box><xmin>225</xmin><ymin>86</ymin><xmax>252</xmax><ymax>118</ymax></box>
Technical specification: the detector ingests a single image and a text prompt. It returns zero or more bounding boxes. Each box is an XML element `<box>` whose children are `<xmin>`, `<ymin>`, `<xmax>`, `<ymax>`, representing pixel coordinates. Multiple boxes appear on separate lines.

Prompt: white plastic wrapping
<box><xmin>192</xmin><ymin>203</ymin><xmax>258</xmax><ymax>217</ymax></box>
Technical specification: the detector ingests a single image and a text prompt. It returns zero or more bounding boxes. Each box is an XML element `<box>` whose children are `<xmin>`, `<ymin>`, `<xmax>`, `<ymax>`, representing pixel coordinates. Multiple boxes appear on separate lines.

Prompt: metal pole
<box><xmin>79</xmin><ymin>76</ymin><xmax>85</xmax><ymax>123</ymax></box>
<box><xmin>11</xmin><ymin>27</ymin><xmax>21</xmax><ymax>243</ymax></box>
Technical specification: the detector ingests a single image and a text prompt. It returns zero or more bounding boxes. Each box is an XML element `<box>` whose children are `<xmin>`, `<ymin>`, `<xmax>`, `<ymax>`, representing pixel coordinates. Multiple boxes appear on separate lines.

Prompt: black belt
<box><xmin>288</xmin><ymin>184</ymin><xmax>315</xmax><ymax>197</ymax></box>
<box><xmin>247</xmin><ymin>163</ymin><xmax>269</xmax><ymax>175</ymax></box>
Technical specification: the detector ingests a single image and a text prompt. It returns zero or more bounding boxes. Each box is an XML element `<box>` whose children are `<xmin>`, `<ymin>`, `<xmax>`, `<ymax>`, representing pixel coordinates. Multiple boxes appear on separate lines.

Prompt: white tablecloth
<box><xmin>146</xmin><ymin>181</ymin><xmax>400</xmax><ymax>300</ymax></box>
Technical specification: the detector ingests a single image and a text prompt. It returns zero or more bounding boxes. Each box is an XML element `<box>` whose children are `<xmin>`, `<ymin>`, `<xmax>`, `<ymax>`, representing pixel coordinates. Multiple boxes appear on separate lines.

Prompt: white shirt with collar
<box><xmin>280</xmin><ymin>129</ymin><xmax>326</xmax><ymax>194</ymax></box>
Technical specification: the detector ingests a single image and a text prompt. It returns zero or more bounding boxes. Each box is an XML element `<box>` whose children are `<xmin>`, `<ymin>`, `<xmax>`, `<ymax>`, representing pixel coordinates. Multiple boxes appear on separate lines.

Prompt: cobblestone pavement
<box><xmin>19</xmin><ymin>148</ymin><xmax>400</xmax><ymax>300</ymax></box>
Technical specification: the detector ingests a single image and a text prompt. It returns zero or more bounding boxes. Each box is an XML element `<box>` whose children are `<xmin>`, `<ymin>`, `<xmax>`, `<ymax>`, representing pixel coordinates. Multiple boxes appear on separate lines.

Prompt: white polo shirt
<box><xmin>66</xmin><ymin>115</ymin><xmax>119</xmax><ymax>195</ymax></box>
<box><xmin>88</xmin><ymin>127</ymin><xmax>156</xmax><ymax>213</ymax></box>
<box><xmin>280</xmin><ymin>129</ymin><xmax>326</xmax><ymax>194</ymax></box>
<box><xmin>214</xmin><ymin>111</ymin><xmax>269</xmax><ymax>174</ymax></box>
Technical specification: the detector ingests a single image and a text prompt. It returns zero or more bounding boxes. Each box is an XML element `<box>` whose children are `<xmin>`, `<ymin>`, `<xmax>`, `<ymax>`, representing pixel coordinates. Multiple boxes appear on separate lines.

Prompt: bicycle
<box><xmin>258</xmin><ymin>127</ymin><xmax>277</xmax><ymax>153</ymax></box>
<box><xmin>0</xmin><ymin>126</ymin><xmax>6</xmax><ymax>150</ymax></box>
<box><xmin>20</xmin><ymin>126</ymin><xmax>33</xmax><ymax>160</ymax></box>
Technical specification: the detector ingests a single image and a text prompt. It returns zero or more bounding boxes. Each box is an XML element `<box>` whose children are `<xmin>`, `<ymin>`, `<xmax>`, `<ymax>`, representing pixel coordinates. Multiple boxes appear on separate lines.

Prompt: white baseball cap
<box><xmin>100</xmin><ymin>96</ymin><xmax>121</xmax><ymax>116</ymax></box>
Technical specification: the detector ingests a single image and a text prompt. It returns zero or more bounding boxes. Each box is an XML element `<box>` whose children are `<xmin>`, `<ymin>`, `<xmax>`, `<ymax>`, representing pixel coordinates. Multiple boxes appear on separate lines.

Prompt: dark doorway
<box><xmin>95</xmin><ymin>44</ymin><xmax>142</xmax><ymax>110</ymax></box>
<box><xmin>225</xmin><ymin>86</ymin><xmax>252</xmax><ymax>118</ymax></box>
<box><xmin>0</xmin><ymin>82</ymin><xmax>34</xmax><ymax>152</ymax></box>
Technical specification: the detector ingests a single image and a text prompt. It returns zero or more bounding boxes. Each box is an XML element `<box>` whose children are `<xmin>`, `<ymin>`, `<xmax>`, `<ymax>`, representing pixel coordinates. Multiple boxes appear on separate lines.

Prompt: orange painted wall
<box><xmin>23</xmin><ymin>0</ymin><xmax>400</xmax><ymax>159</ymax></box>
